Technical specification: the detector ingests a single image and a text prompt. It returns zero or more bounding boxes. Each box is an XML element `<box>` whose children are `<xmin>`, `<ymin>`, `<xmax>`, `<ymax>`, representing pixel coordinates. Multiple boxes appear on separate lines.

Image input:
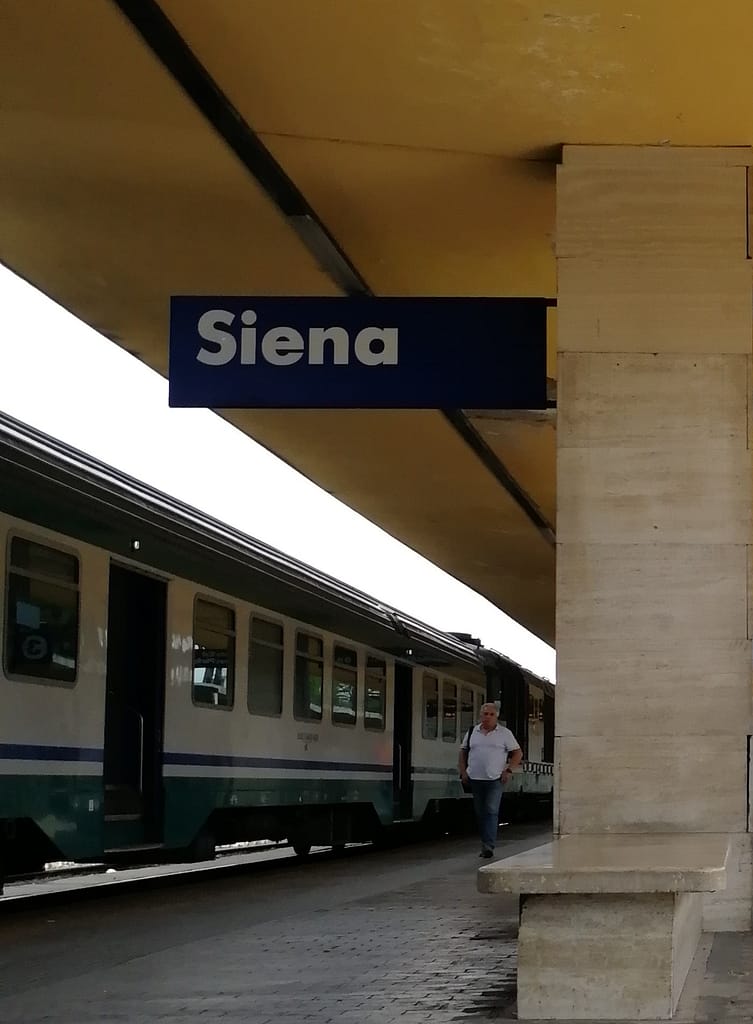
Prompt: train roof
<box><xmin>0</xmin><ymin>411</ymin><xmax>554</xmax><ymax>687</ymax></box>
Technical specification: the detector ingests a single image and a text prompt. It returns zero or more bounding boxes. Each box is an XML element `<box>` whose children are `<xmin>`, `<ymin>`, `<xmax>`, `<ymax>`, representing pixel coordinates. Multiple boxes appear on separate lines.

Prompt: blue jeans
<box><xmin>470</xmin><ymin>778</ymin><xmax>503</xmax><ymax>850</ymax></box>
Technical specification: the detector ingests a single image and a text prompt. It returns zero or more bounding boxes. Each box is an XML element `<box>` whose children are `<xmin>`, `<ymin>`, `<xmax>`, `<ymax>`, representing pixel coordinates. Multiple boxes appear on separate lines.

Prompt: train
<box><xmin>0</xmin><ymin>411</ymin><xmax>553</xmax><ymax>886</ymax></box>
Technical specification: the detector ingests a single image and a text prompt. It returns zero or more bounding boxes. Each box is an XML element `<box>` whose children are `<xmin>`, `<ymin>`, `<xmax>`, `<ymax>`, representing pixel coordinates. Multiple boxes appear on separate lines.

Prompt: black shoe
<box><xmin>479</xmin><ymin>848</ymin><xmax>494</xmax><ymax>859</ymax></box>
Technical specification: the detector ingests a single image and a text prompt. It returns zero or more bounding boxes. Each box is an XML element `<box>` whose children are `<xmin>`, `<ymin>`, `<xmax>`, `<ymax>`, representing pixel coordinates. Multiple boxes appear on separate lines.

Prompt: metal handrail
<box><xmin>521</xmin><ymin>760</ymin><xmax>554</xmax><ymax>775</ymax></box>
<box><xmin>124</xmin><ymin>705</ymin><xmax>145</xmax><ymax>794</ymax></box>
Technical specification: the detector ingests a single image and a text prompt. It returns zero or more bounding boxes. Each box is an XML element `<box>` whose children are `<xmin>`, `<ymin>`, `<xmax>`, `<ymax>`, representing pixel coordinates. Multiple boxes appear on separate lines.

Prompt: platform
<box><xmin>0</xmin><ymin>829</ymin><xmax>750</xmax><ymax>1024</ymax></box>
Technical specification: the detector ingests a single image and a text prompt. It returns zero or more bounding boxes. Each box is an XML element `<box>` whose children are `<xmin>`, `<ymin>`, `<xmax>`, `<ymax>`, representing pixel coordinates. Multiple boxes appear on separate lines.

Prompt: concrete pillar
<box><xmin>556</xmin><ymin>145</ymin><xmax>753</xmax><ymax>931</ymax></box>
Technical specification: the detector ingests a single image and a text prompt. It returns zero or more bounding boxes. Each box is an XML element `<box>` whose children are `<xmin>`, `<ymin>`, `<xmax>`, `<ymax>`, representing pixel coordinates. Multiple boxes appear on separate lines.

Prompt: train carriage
<box><xmin>0</xmin><ymin>412</ymin><xmax>553</xmax><ymax>884</ymax></box>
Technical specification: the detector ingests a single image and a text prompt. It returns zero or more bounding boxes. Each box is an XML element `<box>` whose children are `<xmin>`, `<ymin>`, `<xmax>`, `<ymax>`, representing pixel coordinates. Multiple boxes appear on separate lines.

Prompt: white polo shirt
<box><xmin>463</xmin><ymin>724</ymin><xmax>520</xmax><ymax>781</ymax></box>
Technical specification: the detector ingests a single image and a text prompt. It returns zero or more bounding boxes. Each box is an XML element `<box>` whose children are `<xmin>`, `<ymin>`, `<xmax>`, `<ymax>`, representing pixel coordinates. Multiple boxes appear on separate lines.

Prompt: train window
<box><xmin>5</xmin><ymin>537</ymin><xmax>79</xmax><ymax>684</ymax></box>
<box><xmin>460</xmin><ymin>686</ymin><xmax>474</xmax><ymax>737</ymax></box>
<box><xmin>332</xmin><ymin>645</ymin><xmax>357</xmax><ymax>725</ymax></box>
<box><xmin>528</xmin><ymin>686</ymin><xmax>544</xmax><ymax>722</ymax></box>
<box><xmin>364</xmin><ymin>656</ymin><xmax>386</xmax><ymax>731</ymax></box>
<box><xmin>422</xmin><ymin>674</ymin><xmax>438</xmax><ymax>739</ymax></box>
<box><xmin>474</xmin><ymin>690</ymin><xmax>483</xmax><ymax>722</ymax></box>
<box><xmin>295</xmin><ymin>631</ymin><xmax>323</xmax><ymax>721</ymax></box>
<box><xmin>442</xmin><ymin>681</ymin><xmax>457</xmax><ymax>742</ymax></box>
<box><xmin>192</xmin><ymin>598</ymin><xmax>235</xmax><ymax>709</ymax></box>
<box><xmin>248</xmin><ymin>617</ymin><xmax>283</xmax><ymax>717</ymax></box>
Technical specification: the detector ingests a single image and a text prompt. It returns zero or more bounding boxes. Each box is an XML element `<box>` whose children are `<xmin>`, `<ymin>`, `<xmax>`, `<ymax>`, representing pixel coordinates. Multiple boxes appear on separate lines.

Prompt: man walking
<box><xmin>458</xmin><ymin>702</ymin><xmax>522</xmax><ymax>858</ymax></box>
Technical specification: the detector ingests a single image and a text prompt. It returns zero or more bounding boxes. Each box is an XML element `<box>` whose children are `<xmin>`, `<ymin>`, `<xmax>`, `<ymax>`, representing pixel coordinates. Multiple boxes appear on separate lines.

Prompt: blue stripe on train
<box><xmin>0</xmin><ymin>742</ymin><xmax>104</xmax><ymax>762</ymax></box>
<box><xmin>0</xmin><ymin>744</ymin><xmax>453</xmax><ymax>776</ymax></box>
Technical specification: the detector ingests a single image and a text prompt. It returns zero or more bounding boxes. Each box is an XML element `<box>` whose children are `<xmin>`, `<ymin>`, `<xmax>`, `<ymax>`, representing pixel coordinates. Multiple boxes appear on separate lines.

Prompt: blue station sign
<box><xmin>168</xmin><ymin>296</ymin><xmax>548</xmax><ymax>409</ymax></box>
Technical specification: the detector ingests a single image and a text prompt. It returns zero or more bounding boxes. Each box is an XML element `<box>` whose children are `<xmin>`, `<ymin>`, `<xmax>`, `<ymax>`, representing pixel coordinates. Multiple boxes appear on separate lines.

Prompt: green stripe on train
<box><xmin>0</xmin><ymin>775</ymin><xmax>103</xmax><ymax>860</ymax></box>
<box><xmin>161</xmin><ymin>776</ymin><xmax>463</xmax><ymax>846</ymax></box>
<box><xmin>0</xmin><ymin>774</ymin><xmax>465</xmax><ymax>860</ymax></box>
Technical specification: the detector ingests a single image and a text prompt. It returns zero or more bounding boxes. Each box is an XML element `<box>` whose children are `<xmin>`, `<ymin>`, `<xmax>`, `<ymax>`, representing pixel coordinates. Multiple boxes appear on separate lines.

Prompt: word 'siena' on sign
<box><xmin>196</xmin><ymin>309</ymin><xmax>399</xmax><ymax>367</ymax></box>
<box><xmin>169</xmin><ymin>294</ymin><xmax>550</xmax><ymax>409</ymax></box>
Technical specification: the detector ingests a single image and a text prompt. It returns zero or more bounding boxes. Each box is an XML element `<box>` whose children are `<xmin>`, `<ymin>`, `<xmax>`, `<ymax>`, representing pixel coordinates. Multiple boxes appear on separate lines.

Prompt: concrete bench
<box><xmin>478</xmin><ymin>834</ymin><xmax>729</xmax><ymax>1021</ymax></box>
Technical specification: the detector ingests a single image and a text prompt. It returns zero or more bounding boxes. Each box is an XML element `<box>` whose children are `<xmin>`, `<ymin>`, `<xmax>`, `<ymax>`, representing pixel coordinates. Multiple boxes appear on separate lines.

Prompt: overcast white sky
<box><xmin>0</xmin><ymin>265</ymin><xmax>555</xmax><ymax>681</ymax></box>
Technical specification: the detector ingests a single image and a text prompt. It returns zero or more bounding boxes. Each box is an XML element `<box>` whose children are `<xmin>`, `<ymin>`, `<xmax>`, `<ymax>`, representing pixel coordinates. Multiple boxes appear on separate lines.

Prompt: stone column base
<box><xmin>517</xmin><ymin>891</ymin><xmax>702</xmax><ymax>1020</ymax></box>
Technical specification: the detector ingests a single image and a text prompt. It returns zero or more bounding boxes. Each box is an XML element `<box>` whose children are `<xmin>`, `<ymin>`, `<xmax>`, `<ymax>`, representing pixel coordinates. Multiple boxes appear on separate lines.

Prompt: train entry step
<box><xmin>478</xmin><ymin>833</ymin><xmax>730</xmax><ymax>1021</ymax></box>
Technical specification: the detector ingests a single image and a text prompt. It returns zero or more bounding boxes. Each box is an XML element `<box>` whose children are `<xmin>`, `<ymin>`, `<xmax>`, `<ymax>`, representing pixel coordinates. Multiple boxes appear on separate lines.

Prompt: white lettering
<box><xmin>194</xmin><ymin>309</ymin><xmax>399</xmax><ymax>368</ymax></box>
<box><xmin>261</xmin><ymin>326</ymin><xmax>305</xmax><ymax>366</ymax></box>
<box><xmin>196</xmin><ymin>309</ymin><xmax>236</xmax><ymax>365</ymax></box>
<box><xmin>354</xmin><ymin>327</ymin><xmax>399</xmax><ymax>366</ymax></box>
<box><xmin>308</xmin><ymin>326</ymin><xmax>349</xmax><ymax>365</ymax></box>
<box><xmin>240</xmin><ymin>309</ymin><xmax>257</xmax><ymax>364</ymax></box>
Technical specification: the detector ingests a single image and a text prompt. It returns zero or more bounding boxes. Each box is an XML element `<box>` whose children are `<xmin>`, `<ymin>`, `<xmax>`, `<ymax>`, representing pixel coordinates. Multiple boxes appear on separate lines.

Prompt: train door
<box><xmin>392</xmin><ymin>662</ymin><xmax>413</xmax><ymax>820</ymax></box>
<box><xmin>103</xmin><ymin>564</ymin><xmax>167</xmax><ymax>850</ymax></box>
